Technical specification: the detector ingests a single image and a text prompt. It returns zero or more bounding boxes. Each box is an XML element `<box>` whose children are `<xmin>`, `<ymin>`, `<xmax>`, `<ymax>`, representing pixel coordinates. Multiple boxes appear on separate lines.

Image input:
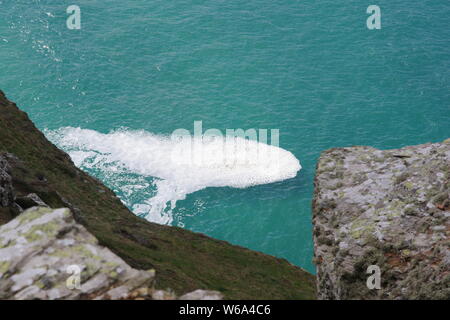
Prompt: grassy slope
<box><xmin>0</xmin><ymin>90</ymin><xmax>315</xmax><ymax>299</ymax></box>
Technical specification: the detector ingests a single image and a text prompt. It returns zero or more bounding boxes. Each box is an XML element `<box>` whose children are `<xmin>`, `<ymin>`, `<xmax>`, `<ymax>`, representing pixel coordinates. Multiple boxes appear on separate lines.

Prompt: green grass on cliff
<box><xmin>0</xmin><ymin>90</ymin><xmax>315</xmax><ymax>299</ymax></box>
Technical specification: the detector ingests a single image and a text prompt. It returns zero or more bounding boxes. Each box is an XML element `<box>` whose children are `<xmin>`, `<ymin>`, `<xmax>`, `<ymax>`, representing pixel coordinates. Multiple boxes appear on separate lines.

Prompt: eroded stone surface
<box><xmin>313</xmin><ymin>139</ymin><xmax>450</xmax><ymax>300</ymax></box>
<box><xmin>0</xmin><ymin>207</ymin><xmax>154</xmax><ymax>299</ymax></box>
<box><xmin>0</xmin><ymin>206</ymin><xmax>223</xmax><ymax>300</ymax></box>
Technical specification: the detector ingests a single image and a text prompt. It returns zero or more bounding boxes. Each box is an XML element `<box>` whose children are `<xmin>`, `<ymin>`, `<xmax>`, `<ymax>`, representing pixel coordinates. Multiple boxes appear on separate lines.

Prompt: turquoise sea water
<box><xmin>1</xmin><ymin>1</ymin><xmax>449</xmax><ymax>274</ymax></box>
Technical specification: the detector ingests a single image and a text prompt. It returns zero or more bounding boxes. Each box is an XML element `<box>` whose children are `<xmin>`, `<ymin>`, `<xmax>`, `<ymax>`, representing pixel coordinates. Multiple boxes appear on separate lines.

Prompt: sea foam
<box><xmin>45</xmin><ymin>127</ymin><xmax>301</xmax><ymax>224</ymax></box>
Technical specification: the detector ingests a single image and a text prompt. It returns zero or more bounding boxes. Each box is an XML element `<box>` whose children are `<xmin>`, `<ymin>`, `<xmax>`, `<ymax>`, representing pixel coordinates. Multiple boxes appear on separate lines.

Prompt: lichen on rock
<box><xmin>0</xmin><ymin>206</ymin><xmax>155</xmax><ymax>299</ymax></box>
<box><xmin>0</xmin><ymin>206</ymin><xmax>224</xmax><ymax>300</ymax></box>
<box><xmin>313</xmin><ymin>140</ymin><xmax>450</xmax><ymax>300</ymax></box>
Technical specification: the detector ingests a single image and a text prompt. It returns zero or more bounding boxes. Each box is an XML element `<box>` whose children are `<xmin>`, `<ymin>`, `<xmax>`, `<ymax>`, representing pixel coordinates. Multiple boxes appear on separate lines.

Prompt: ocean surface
<box><xmin>1</xmin><ymin>1</ymin><xmax>449</xmax><ymax>274</ymax></box>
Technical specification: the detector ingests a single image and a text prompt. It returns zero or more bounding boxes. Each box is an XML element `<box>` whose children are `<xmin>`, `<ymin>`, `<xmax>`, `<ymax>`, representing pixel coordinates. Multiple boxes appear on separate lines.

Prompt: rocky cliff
<box><xmin>0</xmin><ymin>90</ymin><xmax>316</xmax><ymax>300</ymax></box>
<box><xmin>0</xmin><ymin>205</ymin><xmax>222</xmax><ymax>300</ymax></box>
<box><xmin>313</xmin><ymin>141</ymin><xmax>450</xmax><ymax>299</ymax></box>
<box><xmin>0</xmin><ymin>206</ymin><xmax>154</xmax><ymax>299</ymax></box>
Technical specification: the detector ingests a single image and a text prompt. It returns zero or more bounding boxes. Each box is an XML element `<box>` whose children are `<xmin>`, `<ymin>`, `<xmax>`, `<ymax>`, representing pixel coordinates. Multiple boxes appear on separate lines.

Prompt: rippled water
<box><xmin>1</xmin><ymin>1</ymin><xmax>449</xmax><ymax>273</ymax></box>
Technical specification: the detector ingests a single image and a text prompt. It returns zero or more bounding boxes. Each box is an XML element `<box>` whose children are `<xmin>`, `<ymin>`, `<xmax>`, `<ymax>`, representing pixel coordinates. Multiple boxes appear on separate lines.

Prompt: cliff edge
<box><xmin>313</xmin><ymin>141</ymin><xmax>450</xmax><ymax>299</ymax></box>
<box><xmin>0</xmin><ymin>90</ymin><xmax>315</xmax><ymax>300</ymax></box>
<box><xmin>0</xmin><ymin>205</ymin><xmax>222</xmax><ymax>300</ymax></box>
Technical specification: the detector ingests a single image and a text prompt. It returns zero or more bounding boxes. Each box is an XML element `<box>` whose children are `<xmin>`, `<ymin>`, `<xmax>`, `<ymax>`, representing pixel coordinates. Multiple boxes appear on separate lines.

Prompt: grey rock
<box><xmin>151</xmin><ymin>289</ymin><xmax>176</xmax><ymax>300</ymax></box>
<box><xmin>0</xmin><ymin>207</ymin><xmax>154</xmax><ymax>300</ymax></box>
<box><xmin>0</xmin><ymin>206</ymin><xmax>223</xmax><ymax>300</ymax></box>
<box><xmin>179</xmin><ymin>289</ymin><xmax>224</xmax><ymax>300</ymax></box>
<box><xmin>313</xmin><ymin>139</ymin><xmax>450</xmax><ymax>300</ymax></box>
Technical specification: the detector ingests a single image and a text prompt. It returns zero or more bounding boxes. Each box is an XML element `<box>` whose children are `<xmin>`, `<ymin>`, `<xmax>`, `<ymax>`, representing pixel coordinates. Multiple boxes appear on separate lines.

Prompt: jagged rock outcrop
<box><xmin>0</xmin><ymin>155</ymin><xmax>14</xmax><ymax>207</ymax></box>
<box><xmin>0</xmin><ymin>90</ymin><xmax>316</xmax><ymax>299</ymax></box>
<box><xmin>0</xmin><ymin>154</ymin><xmax>22</xmax><ymax>225</ymax></box>
<box><xmin>0</xmin><ymin>206</ymin><xmax>223</xmax><ymax>300</ymax></box>
<box><xmin>0</xmin><ymin>207</ymin><xmax>154</xmax><ymax>299</ymax></box>
<box><xmin>313</xmin><ymin>140</ymin><xmax>450</xmax><ymax>300</ymax></box>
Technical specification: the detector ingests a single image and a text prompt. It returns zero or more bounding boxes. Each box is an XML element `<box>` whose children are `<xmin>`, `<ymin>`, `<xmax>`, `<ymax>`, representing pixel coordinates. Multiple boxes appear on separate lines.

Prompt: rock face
<box><xmin>0</xmin><ymin>154</ymin><xmax>22</xmax><ymax>225</ymax></box>
<box><xmin>0</xmin><ymin>206</ymin><xmax>223</xmax><ymax>300</ymax></box>
<box><xmin>0</xmin><ymin>154</ymin><xmax>15</xmax><ymax>208</ymax></box>
<box><xmin>0</xmin><ymin>206</ymin><xmax>155</xmax><ymax>299</ymax></box>
<box><xmin>313</xmin><ymin>140</ymin><xmax>450</xmax><ymax>299</ymax></box>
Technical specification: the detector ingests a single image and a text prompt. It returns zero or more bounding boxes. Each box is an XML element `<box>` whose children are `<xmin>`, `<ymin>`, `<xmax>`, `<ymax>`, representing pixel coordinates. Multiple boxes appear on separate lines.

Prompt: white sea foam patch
<box><xmin>45</xmin><ymin>127</ymin><xmax>301</xmax><ymax>225</ymax></box>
